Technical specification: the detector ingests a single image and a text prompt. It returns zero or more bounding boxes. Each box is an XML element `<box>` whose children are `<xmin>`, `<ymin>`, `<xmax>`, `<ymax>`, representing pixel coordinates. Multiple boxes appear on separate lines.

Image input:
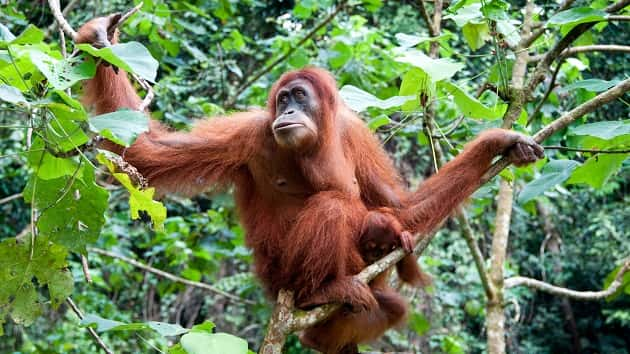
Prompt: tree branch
<box><xmin>47</xmin><ymin>0</ymin><xmax>78</xmax><ymax>40</ymax></box>
<box><xmin>543</xmin><ymin>145</ymin><xmax>630</xmax><ymax>154</ymax></box>
<box><xmin>88</xmin><ymin>247</ymin><xmax>256</xmax><ymax>305</ymax></box>
<box><xmin>525</xmin><ymin>0</ymin><xmax>630</xmax><ymax>95</ymax></box>
<box><xmin>482</xmin><ymin>77</ymin><xmax>630</xmax><ymax>184</ymax></box>
<box><xmin>505</xmin><ymin>258</ymin><xmax>630</xmax><ymax>300</ymax></box>
<box><xmin>66</xmin><ymin>297</ymin><xmax>114</xmax><ymax>354</ymax></box>
<box><xmin>226</xmin><ymin>1</ymin><xmax>349</xmax><ymax>107</ymax></box>
<box><xmin>0</xmin><ymin>193</ymin><xmax>22</xmax><ymax>205</ymax></box>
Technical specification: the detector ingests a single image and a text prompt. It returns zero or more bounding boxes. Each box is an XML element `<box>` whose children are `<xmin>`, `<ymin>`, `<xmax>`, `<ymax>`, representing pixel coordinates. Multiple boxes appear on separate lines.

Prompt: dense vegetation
<box><xmin>0</xmin><ymin>0</ymin><xmax>628</xmax><ymax>353</ymax></box>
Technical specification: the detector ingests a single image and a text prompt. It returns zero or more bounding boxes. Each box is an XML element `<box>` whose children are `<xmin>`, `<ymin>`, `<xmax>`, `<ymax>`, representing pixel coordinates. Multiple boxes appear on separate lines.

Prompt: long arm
<box><xmin>78</xmin><ymin>17</ymin><xmax>268</xmax><ymax>196</ymax></box>
<box><xmin>399</xmin><ymin>128</ymin><xmax>544</xmax><ymax>235</ymax></box>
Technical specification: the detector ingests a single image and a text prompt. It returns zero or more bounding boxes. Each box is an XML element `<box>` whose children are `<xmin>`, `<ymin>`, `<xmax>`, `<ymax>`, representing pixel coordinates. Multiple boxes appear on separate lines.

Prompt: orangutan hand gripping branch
<box><xmin>77</xmin><ymin>16</ymin><xmax>543</xmax><ymax>354</ymax></box>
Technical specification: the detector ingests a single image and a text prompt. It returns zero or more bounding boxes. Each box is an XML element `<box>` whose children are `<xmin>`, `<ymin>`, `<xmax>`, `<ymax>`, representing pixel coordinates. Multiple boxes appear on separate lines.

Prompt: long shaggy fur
<box><xmin>80</xmin><ymin>28</ymin><xmax>522</xmax><ymax>350</ymax></box>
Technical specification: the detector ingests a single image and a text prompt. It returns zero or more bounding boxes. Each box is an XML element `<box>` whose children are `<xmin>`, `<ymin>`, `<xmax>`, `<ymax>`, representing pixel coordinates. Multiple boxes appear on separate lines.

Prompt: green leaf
<box><xmin>603</xmin><ymin>264</ymin><xmax>630</xmax><ymax>301</ymax></box>
<box><xmin>23</xmin><ymin>164</ymin><xmax>109</xmax><ymax>253</ymax></box>
<box><xmin>97</xmin><ymin>153</ymin><xmax>166</xmax><ymax>230</ymax></box>
<box><xmin>81</xmin><ymin>314</ymin><xmax>125</xmax><ymax>331</ymax></box>
<box><xmin>339</xmin><ymin>85</ymin><xmax>414</xmax><ymax>112</ymax></box>
<box><xmin>462</xmin><ymin>22</ymin><xmax>489</xmax><ymax>50</ymax></box>
<box><xmin>329</xmin><ymin>42</ymin><xmax>352</xmax><ymax>69</ymax></box>
<box><xmin>569</xmin><ymin>120</ymin><xmax>630</xmax><ymax>140</ymax></box>
<box><xmin>89</xmin><ymin>109</ymin><xmax>149</xmax><ymax>147</ymax></box>
<box><xmin>180</xmin><ymin>332</ymin><xmax>249</xmax><ymax>354</ymax></box>
<box><xmin>409</xmin><ymin>312</ymin><xmax>431</xmax><ymax>335</ymax></box>
<box><xmin>558</xmin><ymin>79</ymin><xmax>620</xmax><ymax>93</ymax></box>
<box><xmin>547</xmin><ymin>7</ymin><xmax>606</xmax><ymax>27</ymax></box>
<box><xmin>367</xmin><ymin>115</ymin><xmax>391</xmax><ymax>131</ymax></box>
<box><xmin>11</xmin><ymin>25</ymin><xmax>44</xmax><ymax>45</ymax></box>
<box><xmin>30</xmin><ymin>50</ymin><xmax>96</xmax><ymax>90</ymax></box>
<box><xmin>0</xmin><ymin>236</ymin><xmax>72</xmax><ymax>329</ymax></box>
<box><xmin>445</xmin><ymin>3</ymin><xmax>483</xmax><ymax>27</ymax></box>
<box><xmin>77</xmin><ymin>42</ymin><xmax>159</xmax><ymax>82</ymax></box>
<box><xmin>567</xmin><ymin>154</ymin><xmax>628</xmax><ymax>188</ymax></box>
<box><xmin>396</xmin><ymin>49</ymin><xmax>464</xmax><ymax>82</ymax></box>
<box><xmin>518</xmin><ymin>160</ymin><xmax>581</xmax><ymax>203</ymax></box>
<box><xmin>439</xmin><ymin>81</ymin><xmax>505</xmax><ymax>119</ymax></box>
<box><xmin>0</xmin><ymin>84</ymin><xmax>29</xmax><ymax>105</ymax></box>
<box><xmin>399</xmin><ymin>67</ymin><xmax>431</xmax><ymax>111</ymax></box>
<box><xmin>81</xmin><ymin>314</ymin><xmax>188</xmax><ymax>337</ymax></box>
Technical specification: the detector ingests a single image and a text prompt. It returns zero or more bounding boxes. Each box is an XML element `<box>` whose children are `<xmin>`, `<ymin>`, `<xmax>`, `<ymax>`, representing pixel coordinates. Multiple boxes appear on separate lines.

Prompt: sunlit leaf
<box><xmin>396</xmin><ymin>49</ymin><xmax>464</xmax><ymax>82</ymax></box>
<box><xmin>439</xmin><ymin>81</ymin><xmax>505</xmax><ymax>119</ymax></box>
<box><xmin>181</xmin><ymin>332</ymin><xmax>248</xmax><ymax>354</ymax></box>
<box><xmin>339</xmin><ymin>85</ymin><xmax>414</xmax><ymax>112</ymax></box>
<box><xmin>0</xmin><ymin>84</ymin><xmax>28</xmax><ymax>105</ymax></box>
<box><xmin>97</xmin><ymin>153</ymin><xmax>166</xmax><ymax>230</ymax></box>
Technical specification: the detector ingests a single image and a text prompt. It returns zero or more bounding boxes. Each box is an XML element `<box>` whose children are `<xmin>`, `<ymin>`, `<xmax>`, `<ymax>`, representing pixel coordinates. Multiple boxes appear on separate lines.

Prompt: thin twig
<box><xmin>0</xmin><ymin>193</ymin><xmax>22</xmax><ymax>205</ymax></box>
<box><xmin>66</xmin><ymin>297</ymin><xmax>114</xmax><ymax>354</ymax></box>
<box><xmin>543</xmin><ymin>145</ymin><xmax>630</xmax><ymax>154</ymax></box>
<box><xmin>226</xmin><ymin>1</ymin><xmax>349</xmax><ymax>107</ymax></box>
<box><xmin>88</xmin><ymin>247</ymin><xmax>256</xmax><ymax>305</ymax></box>
<box><xmin>505</xmin><ymin>258</ymin><xmax>630</xmax><ymax>300</ymax></box>
<box><xmin>527</xmin><ymin>61</ymin><xmax>562</xmax><ymax>126</ymax></box>
<box><xmin>81</xmin><ymin>254</ymin><xmax>92</xmax><ymax>283</ymax></box>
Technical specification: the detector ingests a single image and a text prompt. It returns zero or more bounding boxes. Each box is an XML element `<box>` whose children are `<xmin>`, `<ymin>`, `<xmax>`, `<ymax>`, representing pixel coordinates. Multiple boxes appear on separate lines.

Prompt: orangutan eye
<box><xmin>279</xmin><ymin>94</ymin><xmax>289</xmax><ymax>104</ymax></box>
<box><xmin>294</xmin><ymin>89</ymin><xmax>305</xmax><ymax>100</ymax></box>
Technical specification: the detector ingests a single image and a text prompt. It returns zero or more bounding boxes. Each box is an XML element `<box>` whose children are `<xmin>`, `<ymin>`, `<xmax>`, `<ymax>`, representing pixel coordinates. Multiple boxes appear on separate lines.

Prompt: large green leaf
<box><xmin>558</xmin><ymin>79</ymin><xmax>620</xmax><ymax>93</ymax></box>
<box><xmin>462</xmin><ymin>22</ymin><xmax>489</xmax><ymax>50</ymax></box>
<box><xmin>77</xmin><ymin>42</ymin><xmax>159</xmax><ymax>82</ymax></box>
<box><xmin>399</xmin><ymin>67</ymin><xmax>431</xmax><ymax>111</ymax></box>
<box><xmin>81</xmin><ymin>314</ymin><xmax>188</xmax><ymax>337</ymax></box>
<box><xmin>339</xmin><ymin>85</ymin><xmax>414</xmax><ymax>112</ymax></box>
<box><xmin>569</xmin><ymin>120</ymin><xmax>630</xmax><ymax>140</ymax></box>
<box><xmin>518</xmin><ymin>160</ymin><xmax>581</xmax><ymax>203</ymax></box>
<box><xmin>547</xmin><ymin>7</ymin><xmax>606</xmax><ymax>27</ymax></box>
<box><xmin>97</xmin><ymin>153</ymin><xmax>166</xmax><ymax>231</ymax></box>
<box><xmin>89</xmin><ymin>109</ymin><xmax>149</xmax><ymax>147</ymax></box>
<box><xmin>0</xmin><ymin>236</ymin><xmax>73</xmax><ymax>332</ymax></box>
<box><xmin>0</xmin><ymin>84</ymin><xmax>28</xmax><ymax>105</ymax></box>
<box><xmin>22</xmin><ymin>164</ymin><xmax>109</xmax><ymax>253</ymax></box>
<box><xmin>567</xmin><ymin>154</ymin><xmax>628</xmax><ymax>188</ymax></box>
<box><xmin>30</xmin><ymin>50</ymin><xmax>95</xmax><ymax>90</ymax></box>
<box><xmin>396</xmin><ymin>49</ymin><xmax>464</xmax><ymax>83</ymax></box>
<box><xmin>439</xmin><ymin>81</ymin><xmax>505</xmax><ymax>119</ymax></box>
<box><xmin>180</xmin><ymin>332</ymin><xmax>249</xmax><ymax>354</ymax></box>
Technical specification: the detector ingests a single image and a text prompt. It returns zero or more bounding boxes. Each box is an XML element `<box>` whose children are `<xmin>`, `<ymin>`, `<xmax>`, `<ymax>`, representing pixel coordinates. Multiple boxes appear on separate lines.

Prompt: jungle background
<box><xmin>0</xmin><ymin>0</ymin><xmax>629</xmax><ymax>353</ymax></box>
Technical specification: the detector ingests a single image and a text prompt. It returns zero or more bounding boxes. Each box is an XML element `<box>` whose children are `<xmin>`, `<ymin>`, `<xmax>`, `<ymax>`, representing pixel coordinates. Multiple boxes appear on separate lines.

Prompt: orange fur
<box><xmin>79</xmin><ymin>20</ymin><xmax>533</xmax><ymax>350</ymax></box>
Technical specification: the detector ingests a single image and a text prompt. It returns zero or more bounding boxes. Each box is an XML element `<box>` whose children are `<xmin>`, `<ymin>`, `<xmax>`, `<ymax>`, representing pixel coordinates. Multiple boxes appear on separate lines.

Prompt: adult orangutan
<box><xmin>77</xmin><ymin>15</ymin><xmax>543</xmax><ymax>354</ymax></box>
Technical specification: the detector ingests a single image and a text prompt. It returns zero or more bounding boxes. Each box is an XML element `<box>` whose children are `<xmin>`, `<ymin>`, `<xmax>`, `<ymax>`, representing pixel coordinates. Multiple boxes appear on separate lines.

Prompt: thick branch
<box><xmin>88</xmin><ymin>247</ymin><xmax>256</xmax><ymax>305</ymax></box>
<box><xmin>505</xmin><ymin>259</ymin><xmax>630</xmax><ymax>300</ymax></box>
<box><xmin>482</xmin><ymin>77</ymin><xmax>630</xmax><ymax>184</ymax></box>
<box><xmin>47</xmin><ymin>0</ymin><xmax>78</xmax><ymax>40</ymax></box>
